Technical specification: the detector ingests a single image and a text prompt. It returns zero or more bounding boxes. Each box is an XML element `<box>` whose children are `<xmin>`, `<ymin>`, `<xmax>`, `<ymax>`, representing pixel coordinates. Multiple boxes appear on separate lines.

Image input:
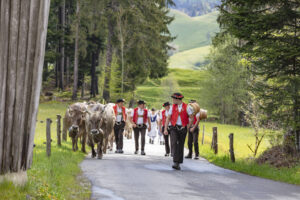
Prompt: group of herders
<box><xmin>114</xmin><ymin>92</ymin><xmax>205</xmax><ymax>170</ymax></box>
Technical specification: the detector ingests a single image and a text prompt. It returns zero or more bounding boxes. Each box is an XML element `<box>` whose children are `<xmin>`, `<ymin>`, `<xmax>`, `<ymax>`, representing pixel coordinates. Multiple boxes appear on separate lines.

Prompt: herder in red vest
<box><xmin>186</xmin><ymin>100</ymin><xmax>200</xmax><ymax>160</ymax></box>
<box><xmin>164</xmin><ymin>93</ymin><xmax>194</xmax><ymax>170</ymax></box>
<box><xmin>130</xmin><ymin>100</ymin><xmax>151</xmax><ymax>155</ymax></box>
<box><xmin>113</xmin><ymin>99</ymin><xmax>127</xmax><ymax>154</ymax></box>
<box><xmin>159</xmin><ymin>102</ymin><xmax>172</xmax><ymax>157</ymax></box>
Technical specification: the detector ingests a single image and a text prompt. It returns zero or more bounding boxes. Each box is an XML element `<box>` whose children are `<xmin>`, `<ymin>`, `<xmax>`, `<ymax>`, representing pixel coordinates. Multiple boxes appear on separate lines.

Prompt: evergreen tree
<box><xmin>218</xmin><ymin>0</ymin><xmax>300</xmax><ymax>140</ymax></box>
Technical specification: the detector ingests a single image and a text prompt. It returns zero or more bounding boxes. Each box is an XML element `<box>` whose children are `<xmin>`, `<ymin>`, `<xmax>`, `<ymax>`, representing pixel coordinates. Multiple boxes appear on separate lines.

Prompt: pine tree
<box><xmin>218</xmin><ymin>0</ymin><xmax>300</xmax><ymax>144</ymax></box>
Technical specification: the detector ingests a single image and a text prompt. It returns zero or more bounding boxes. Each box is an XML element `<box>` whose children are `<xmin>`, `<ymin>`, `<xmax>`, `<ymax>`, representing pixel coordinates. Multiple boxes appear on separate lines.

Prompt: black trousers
<box><xmin>188</xmin><ymin>127</ymin><xmax>199</xmax><ymax>156</ymax></box>
<box><xmin>162</xmin><ymin>126</ymin><xmax>171</xmax><ymax>154</ymax></box>
<box><xmin>133</xmin><ymin>125</ymin><xmax>146</xmax><ymax>151</ymax></box>
<box><xmin>114</xmin><ymin>121</ymin><xmax>125</xmax><ymax>150</ymax></box>
<box><xmin>170</xmin><ymin>126</ymin><xmax>187</xmax><ymax>164</ymax></box>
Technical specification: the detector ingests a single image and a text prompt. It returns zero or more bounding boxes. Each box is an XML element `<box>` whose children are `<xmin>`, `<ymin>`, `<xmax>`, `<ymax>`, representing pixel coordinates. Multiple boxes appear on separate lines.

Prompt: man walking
<box><xmin>130</xmin><ymin>100</ymin><xmax>151</xmax><ymax>155</ymax></box>
<box><xmin>159</xmin><ymin>102</ymin><xmax>172</xmax><ymax>157</ymax></box>
<box><xmin>164</xmin><ymin>93</ymin><xmax>194</xmax><ymax>170</ymax></box>
<box><xmin>113</xmin><ymin>99</ymin><xmax>127</xmax><ymax>154</ymax></box>
<box><xmin>186</xmin><ymin>100</ymin><xmax>201</xmax><ymax>160</ymax></box>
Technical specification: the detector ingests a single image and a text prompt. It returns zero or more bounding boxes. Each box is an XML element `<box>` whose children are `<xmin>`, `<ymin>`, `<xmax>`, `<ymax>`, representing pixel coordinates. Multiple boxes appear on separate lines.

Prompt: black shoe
<box><xmin>165</xmin><ymin>153</ymin><xmax>169</xmax><ymax>157</ymax></box>
<box><xmin>134</xmin><ymin>150</ymin><xmax>138</xmax><ymax>154</ymax></box>
<box><xmin>141</xmin><ymin>151</ymin><xmax>146</xmax><ymax>156</ymax></box>
<box><xmin>185</xmin><ymin>154</ymin><xmax>192</xmax><ymax>159</ymax></box>
<box><xmin>172</xmin><ymin>162</ymin><xmax>181</xmax><ymax>170</ymax></box>
<box><xmin>119</xmin><ymin>150</ymin><xmax>124</xmax><ymax>154</ymax></box>
<box><xmin>115</xmin><ymin>150</ymin><xmax>119</xmax><ymax>153</ymax></box>
<box><xmin>194</xmin><ymin>155</ymin><xmax>199</xmax><ymax>160</ymax></box>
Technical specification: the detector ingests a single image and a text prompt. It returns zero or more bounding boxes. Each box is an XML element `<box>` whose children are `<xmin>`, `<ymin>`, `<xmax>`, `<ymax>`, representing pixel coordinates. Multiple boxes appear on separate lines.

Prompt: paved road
<box><xmin>81</xmin><ymin>137</ymin><xmax>300</xmax><ymax>200</ymax></box>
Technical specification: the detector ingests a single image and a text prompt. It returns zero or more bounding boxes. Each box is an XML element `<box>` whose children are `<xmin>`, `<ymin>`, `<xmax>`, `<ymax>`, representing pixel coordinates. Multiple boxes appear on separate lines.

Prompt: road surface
<box><xmin>81</xmin><ymin>136</ymin><xmax>300</xmax><ymax>200</ymax></box>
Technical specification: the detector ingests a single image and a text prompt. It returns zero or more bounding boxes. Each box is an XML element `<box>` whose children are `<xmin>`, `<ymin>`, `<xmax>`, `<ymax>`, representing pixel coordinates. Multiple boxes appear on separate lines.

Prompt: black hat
<box><xmin>116</xmin><ymin>99</ymin><xmax>125</xmax><ymax>103</ymax></box>
<box><xmin>171</xmin><ymin>93</ymin><xmax>184</xmax><ymax>99</ymax></box>
<box><xmin>189</xmin><ymin>100</ymin><xmax>197</xmax><ymax>103</ymax></box>
<box><xmin>137</xmin><ymin>100</ymin><xmax>146</xmax><ymax>105</ymax></box>
<box><xmin>163</xmin><ymin>102</ymin><xmax>170</xmax><ymax>107</ymax></box>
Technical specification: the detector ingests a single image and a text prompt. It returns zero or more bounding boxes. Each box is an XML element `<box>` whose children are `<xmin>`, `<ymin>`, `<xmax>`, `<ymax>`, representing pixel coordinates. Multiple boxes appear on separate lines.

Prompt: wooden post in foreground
<box><xmin>0</xmin><ymin>0</ymin><xmax>51</xmax><ymax>185</ymax></box>
<box><xmin>46</xmin><ymin>119</ymin><xmax>52</xmax><ymax>157</ymax></box>
<box><xmin>202</xmin><ymin>125</ymin><xmax>205</xmax><ymax>145</ymax></box>
<box><xmin>229</xmin><ymin>133</ymin><xmax>235</xmax><ymax>162</ymax></box>
<box><xmin>212</xmin><ymin>127</ymin><xmax>218</xmax><ymax>154</ymax></box>
<box><xmin>56</xmin><ymin>115</ymin><xmax>62</xmax><ymax>146</ymax></box>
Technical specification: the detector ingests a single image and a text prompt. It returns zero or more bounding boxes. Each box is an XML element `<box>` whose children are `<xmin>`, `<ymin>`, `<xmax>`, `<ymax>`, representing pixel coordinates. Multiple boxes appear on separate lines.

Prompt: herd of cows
<box><xmin>62</xmin><ymin>101</ymin><xmax>133</xmax><ymax>159</ymax></box>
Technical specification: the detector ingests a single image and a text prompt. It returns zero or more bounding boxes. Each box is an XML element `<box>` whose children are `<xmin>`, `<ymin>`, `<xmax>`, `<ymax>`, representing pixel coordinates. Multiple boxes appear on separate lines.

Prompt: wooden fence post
<box><xmin>56</xmin><ymin>115</ymin><xmax>61</xmax><ymax>146</ymax></box>
<box><xmin>62</xmin><ymin>117</ymin><xmax>67</xmax><ymax>141</ymax></box>
<box><xmin>296</xmin><ymin>130</ymin><xmax>300</xmax><ymax>152</ymax></box>
<box><xmin>213</xmin><ymin>127</ymin><xmax>218</xmax><ymax>154</ymax></box>
<box><xmin>202</xmin><ymin>125</ymin><xmax>205</xmax><ymax>145</ymax></box>
<box><xmin>229</xmin><ymin>133</ymin><xmax>235</xmax><ymax>162</ymax></box>
<box><xmin>46</xmin><ymin>118</ymin><xmax>52</xmax><ymax>157</ymax></box>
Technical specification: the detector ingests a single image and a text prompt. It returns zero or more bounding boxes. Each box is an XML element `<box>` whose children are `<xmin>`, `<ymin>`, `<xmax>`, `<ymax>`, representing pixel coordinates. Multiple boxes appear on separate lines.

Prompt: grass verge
<box><xmin>193</xmin><ymin>122</ymin><xmax>300</xmax><ymax>185</ymax></box>
<box><xmin>0</xmin><ymin>101</ymin><xmax>91</xmax><ymax>200</ymax></box>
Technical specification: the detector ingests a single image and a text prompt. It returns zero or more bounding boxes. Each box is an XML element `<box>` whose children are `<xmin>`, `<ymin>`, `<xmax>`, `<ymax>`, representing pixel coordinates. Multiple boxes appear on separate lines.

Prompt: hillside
<box><xmin>136</xmin><ymin>68</ymin><xmax>208</xmax><ymax>110</ymax></box>
<box><xmin>168</xmin><ymin>9</ymin><xmax>219</xmax><ymax>52</ymax></box>
<box><xmin>168</xmin><ymin>45</ymin><xmax>210</xmax><ymax>69</ymax></box>
<box><xmin>172</xmin><ymin>0</ymin><xmax>221</xmax><ymax>17</ymax></box>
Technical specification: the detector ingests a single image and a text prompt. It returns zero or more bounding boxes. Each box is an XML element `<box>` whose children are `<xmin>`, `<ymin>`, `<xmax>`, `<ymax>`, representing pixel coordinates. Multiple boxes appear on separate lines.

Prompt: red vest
<box><xmin>171</xmin><ymin>103</ymin><xmax>189</xmax><ymax>127</ymax></box>
<box><xmin>162</xmin><ymin>110</ymin><xmax>166</xmax><ymax>127</ymax></box>
<box><xmin>193</xmin><ymin>115</ymin><xmax>197</xmax><ymax>125</ymax></box>
<box><xmin>113</xmin><ymin>105</ymin><xmax>126</xmax><ymax>121</ymax></box>
<box><xmin>133</xmin><ymin>108</ymin><xmax>148</xmax><ymax>124</ymax></box>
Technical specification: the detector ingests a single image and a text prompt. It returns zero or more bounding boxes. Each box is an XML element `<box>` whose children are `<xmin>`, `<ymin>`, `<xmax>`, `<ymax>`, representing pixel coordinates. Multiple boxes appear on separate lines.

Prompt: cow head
<box><xmin>68</xmin><ymin>104</ymin><xmax>86</xmax><ymax>136</ymax></box>
<box><xmin>86</xmin><ymin>111</ymin><xmax>104</xmax><ymax>137</ymax></box>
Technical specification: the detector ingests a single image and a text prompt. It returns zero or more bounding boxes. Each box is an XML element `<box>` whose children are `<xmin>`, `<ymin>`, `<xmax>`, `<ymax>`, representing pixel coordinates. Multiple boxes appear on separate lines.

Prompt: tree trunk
<box><xmin>72</xmin><ymin>0</ymin><xmax>80</xmax><ymax>100</ymax></box>
<box><xmin>0</xmin><ymin>0</ymin><xmax>50</xmax><ymax>184</ymax></box>
<box><xmin>90</xmin><ymin>52</ymin><xmax>96</xmax><ymax>98</ymax></box>
<box><xmin>103</xmin><ymin>17</ymin><xmax>113</xmax><ymax>102</ymax></box>
<box><xmin>55</xmin><ymin>56</ymin><xmax>58</xmax><ymax>88</ymax></box>
<box><xmin>59</xmin><ymin>0</ymin><xmax>65</xmax><ymax>90</ymax></box>
<box><xmin>66</xmin><ymin>56</ymin><xmax>70</xmax><ymax>87</ymax></box>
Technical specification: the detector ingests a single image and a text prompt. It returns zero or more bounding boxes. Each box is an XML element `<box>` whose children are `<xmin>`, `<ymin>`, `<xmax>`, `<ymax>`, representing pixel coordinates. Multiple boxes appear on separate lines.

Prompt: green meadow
<box><xmin>168</xmin><ymin>45</ymin><xmax>211</xmax><ymax>69</ymax></box>
<box><xmin>197</xmin><ymin>122</ymin><xmax>300</xmax><ymax>185</ymax></box>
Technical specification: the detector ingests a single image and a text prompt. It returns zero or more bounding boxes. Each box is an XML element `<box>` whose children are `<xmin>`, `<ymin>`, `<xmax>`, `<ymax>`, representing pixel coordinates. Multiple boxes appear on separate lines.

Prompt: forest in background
<box><xmin>42</xmin><ymin>0</ymin><xmax>299</xmax><ymax>153</ymax></box>
<box><xmin>43</xmin><ymin>0</ymin><xmax>175</xmax><ymax>105</ymax></box>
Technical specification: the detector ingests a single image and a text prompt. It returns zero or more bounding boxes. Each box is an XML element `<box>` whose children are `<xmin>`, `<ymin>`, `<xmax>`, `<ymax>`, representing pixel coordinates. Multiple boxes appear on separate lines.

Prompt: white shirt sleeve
<box><xmin>196</xmin><ymin>112</ymin><xmax>200</xmax><ymax>118</ymax></box>
<box><xmin>131</xmin><ymin>110</ymin><xmax>134</xmax><ymax>117</ymax></box>
<box><xmin>187</xmin><ymin>105</ymin><xmax>194</xmax><ymax>116</ymax></box>
<box><xmin>167</xmin><ymin>107</ymin><xmax>172</xmax><ymax>117</ymax></box>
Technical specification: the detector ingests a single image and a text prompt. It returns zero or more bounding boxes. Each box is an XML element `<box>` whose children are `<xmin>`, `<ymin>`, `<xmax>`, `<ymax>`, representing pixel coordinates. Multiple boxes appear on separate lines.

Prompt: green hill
<box><xmin>168</xmin><ymin>45</ymin><xmax>210</xmax><ymax>69</ymax></box>
<box><xmin>136</xmin><ymin>68</ymin><xmax>208</xmax><ymax>109</ymax></box>
<box><xmin>168</xmin><ymin>9</ymin><xmax>219</xmax><ymax>52</ymax></box>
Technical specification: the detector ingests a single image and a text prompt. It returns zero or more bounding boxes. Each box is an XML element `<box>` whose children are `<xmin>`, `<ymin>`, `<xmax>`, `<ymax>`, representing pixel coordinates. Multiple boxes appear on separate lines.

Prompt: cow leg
<box><xmin>110</xmin><ymin>136</ymin><xmax>113</xmax><ymax>151</ymax></box>
<box><xmin>97</xmin><ymin>141</ymin><xmax>103</xmax><ymax>159</ymax></box>
<box><xmin>75</xmin><ymin>136</ymin><xmax>79</xmax><ymax>151</ymax></box>
<box><xmin>103</xmin><ymin>138</ymin><xmax>108</xmax><ymax>154</ymax></box>
<box><xmin>91</xmin><ymin>142</ymin><xmax>96</xmax><ymax>158</ymax></box>
<box><xmin>81</xmin><ymin>132</ymin><xmax>87</xmax><ymax>153</ymax></box>
<box><xmin>72</xmin><ymin>137</ymin><xmax>76</xmax><ymax>151</ymax></box>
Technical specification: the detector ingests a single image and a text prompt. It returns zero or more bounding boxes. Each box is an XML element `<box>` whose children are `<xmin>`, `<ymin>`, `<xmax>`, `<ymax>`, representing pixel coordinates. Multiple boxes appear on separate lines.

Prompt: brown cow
<box><xmin>85</xmin><ymin>107</ymin><xmax>105</xmax><ymax>159</ymax></box>
<box><xmin>101</xmin><ymin>103</ymin><xmax>116</xmax><ymax>154</ymax></box>
<box><xmin>63</xmin><ymin>102</ymin><xmax>87</xmax><ymax>153</ymax></box>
